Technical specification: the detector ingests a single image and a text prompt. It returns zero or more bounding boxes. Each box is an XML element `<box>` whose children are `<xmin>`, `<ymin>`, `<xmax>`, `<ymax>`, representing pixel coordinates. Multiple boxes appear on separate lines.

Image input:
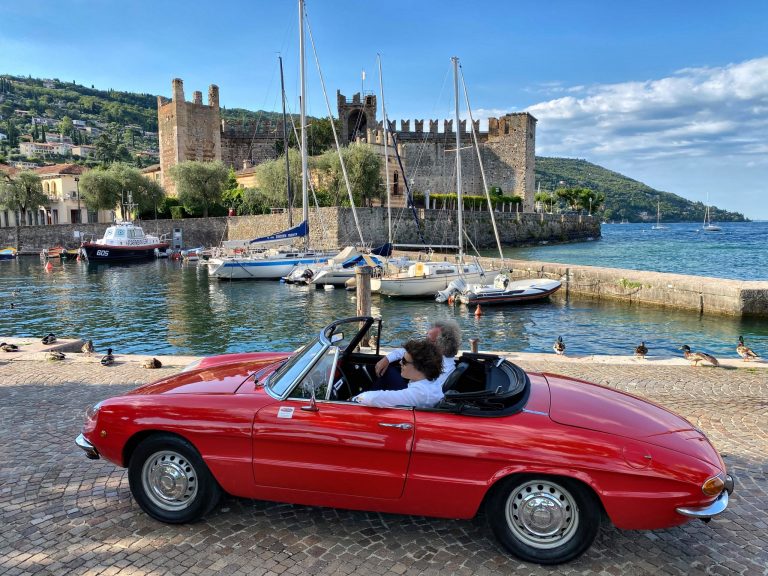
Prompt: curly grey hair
<box><xmin>432</xmin><ymin>319</ymin><xmax>461</xmax><ymax>357</ymax></box>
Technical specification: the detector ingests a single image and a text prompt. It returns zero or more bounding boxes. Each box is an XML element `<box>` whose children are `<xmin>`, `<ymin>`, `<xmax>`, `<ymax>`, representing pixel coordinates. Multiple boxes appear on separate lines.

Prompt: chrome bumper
<box><xmin>75</xmin><ymin>433</ymin><xmax>100</xmax><ymax>460</ymax></box>
<box><xmin>676</xmin><ymin>474</ymin><xmax>734</xmax><ymax>519</ymax></box>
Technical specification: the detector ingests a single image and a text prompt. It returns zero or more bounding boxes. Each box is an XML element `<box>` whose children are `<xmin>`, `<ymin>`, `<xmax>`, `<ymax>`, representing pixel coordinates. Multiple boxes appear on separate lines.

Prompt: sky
<box><xmin>1</xmin><ymin>0</ymin><xmax>767</xmax><ymax>219</ymax></box>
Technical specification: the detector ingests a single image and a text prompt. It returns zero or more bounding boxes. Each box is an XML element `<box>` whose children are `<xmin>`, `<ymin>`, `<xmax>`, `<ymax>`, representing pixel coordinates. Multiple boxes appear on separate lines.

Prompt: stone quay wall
<box><xmin>2</xmin><ymin>218</ymin><xmax>229</xmax><ymax>254</ymax></box>
<box><xmin>464</xmin><ymin>257</ymin><xmax>768</xmax><ymax>318</ymax></box>
<box><xmin>225</xmin><ymin>207</ymin><xmax>600</xmax><ymax>250</ymax></box>
<box><xmin>1</xmin><ymin>209</ymin><xmax>599</xmax><ymax>254</ymax></box>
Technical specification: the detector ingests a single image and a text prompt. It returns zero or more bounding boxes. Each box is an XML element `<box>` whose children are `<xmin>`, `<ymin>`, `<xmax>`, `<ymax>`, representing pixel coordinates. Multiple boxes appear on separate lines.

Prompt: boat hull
<box><xmin>81</xmin><ymin>243</ymin><xmax>168</xmax><ymax>262</ymax></box>
<box><xmin>458</xmin><ymin>279</ymin><xmax>562</xmax><ymax>305</ymax></box>
<box><xmin>379</xmin><ymin>270</ymin><xmax>485</xmax><ymax>297</ymax></box>
<box><xmin>208</xmin><ymin>253</ymin><xmax>338</xmax><ymax>280</ymax></box>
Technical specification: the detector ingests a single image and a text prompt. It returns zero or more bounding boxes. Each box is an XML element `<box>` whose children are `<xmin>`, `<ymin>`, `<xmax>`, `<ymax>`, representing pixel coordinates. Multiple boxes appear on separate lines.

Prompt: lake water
<box><xmin>497</xmin><ymin>221</ymin><xmax>768</xmax><ymax>281</ymax></box>
<box><xmin>1</xmin><ymin>244</ymin><xmax>765</xmax><ymax>359</ymax></box>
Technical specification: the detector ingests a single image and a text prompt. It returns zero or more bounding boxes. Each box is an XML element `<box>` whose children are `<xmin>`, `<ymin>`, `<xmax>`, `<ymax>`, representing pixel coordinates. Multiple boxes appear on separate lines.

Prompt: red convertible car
<box><xmin>76</xmin><ymin>317</ymin><xmax>733</xmax><ymax>565</ymax></box>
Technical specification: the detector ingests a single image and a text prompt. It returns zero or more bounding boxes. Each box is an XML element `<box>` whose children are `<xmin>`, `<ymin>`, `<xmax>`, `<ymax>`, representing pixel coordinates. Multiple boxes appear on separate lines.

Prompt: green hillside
<box><xmin>535</xmin><ymin>157</ymin><xmax>746</xmax><ymax>223</ymax></box>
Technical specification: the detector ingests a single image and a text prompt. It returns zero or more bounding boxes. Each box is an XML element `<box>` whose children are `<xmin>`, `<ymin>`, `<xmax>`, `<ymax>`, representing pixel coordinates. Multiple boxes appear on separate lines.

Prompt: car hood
<box><xmin>545</xmin><ymin>373</ymin><xmax>723</xmax><ymax>467</ymax></box>
<box><xmin>127</xmin><ymin>353</ymin><xmax>288</xmax><ymax>396</ymax></box>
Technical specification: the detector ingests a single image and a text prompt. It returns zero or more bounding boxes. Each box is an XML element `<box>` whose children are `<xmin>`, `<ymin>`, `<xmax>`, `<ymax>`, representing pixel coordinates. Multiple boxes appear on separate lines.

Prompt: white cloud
<box><xmin>527</xmin><ymin>57</ymin><xmax>768</xmax><ymax>167</ymax></box>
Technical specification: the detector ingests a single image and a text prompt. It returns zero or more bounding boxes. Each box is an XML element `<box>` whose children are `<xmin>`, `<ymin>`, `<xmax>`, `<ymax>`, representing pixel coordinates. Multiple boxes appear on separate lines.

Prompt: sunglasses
<box><xmin>401</xmin><ymin>357</ymin><xmax>413</xmax><ymax>366</ymax></box>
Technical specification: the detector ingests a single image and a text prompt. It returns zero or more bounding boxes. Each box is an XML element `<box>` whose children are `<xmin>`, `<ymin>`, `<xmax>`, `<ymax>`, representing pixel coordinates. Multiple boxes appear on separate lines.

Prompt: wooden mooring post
<box><xmin>355</xmin><ymin>266</ymin><xmax>372</xmax><ymax>346</ymax></box>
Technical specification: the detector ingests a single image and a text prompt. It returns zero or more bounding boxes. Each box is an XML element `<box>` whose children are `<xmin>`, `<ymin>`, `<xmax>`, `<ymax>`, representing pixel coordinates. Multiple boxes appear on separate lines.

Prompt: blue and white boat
<box><xmin>206</xmin><ymin>221</ymin><xmax>338</xmax><ymax>280</ymax></box>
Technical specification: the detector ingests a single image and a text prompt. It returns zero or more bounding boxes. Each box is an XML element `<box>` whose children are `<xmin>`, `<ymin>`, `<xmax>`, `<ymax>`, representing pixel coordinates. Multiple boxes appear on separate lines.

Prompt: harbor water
<box><xmin>1</xmin><ymin>227</ymin><xmax>766</xmax><ymax>358</ymax></box>
<box><xmin>497</xmin><ymin>221</ymin><xmax>767</xmax><ymax>281</ymax></box>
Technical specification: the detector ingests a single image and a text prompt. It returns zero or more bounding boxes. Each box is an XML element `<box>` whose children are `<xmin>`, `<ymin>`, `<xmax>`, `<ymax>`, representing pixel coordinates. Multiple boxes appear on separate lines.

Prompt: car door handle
<box><xmin>379</xmin><ymin>422</ymin><xmax>413</xmax><ymax>430</ymax></box>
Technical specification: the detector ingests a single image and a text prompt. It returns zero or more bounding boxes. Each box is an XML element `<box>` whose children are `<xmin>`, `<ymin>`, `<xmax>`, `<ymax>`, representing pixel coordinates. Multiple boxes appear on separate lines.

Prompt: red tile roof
<box><xmin>34</xmin><ymin>164</ymin><xmax>87</xmax><ymax>176</ymax></box>
<box><xmin>0</xmin><ymin>163</ymin><xmax>19</xmax><ymax>178</ymax></box>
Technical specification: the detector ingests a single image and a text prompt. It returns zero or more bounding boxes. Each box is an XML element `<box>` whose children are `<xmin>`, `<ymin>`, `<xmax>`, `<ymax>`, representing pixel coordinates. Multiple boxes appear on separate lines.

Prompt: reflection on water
<box><xmin>0</xmin><ymin>256</ymin><xmax>765</xmax><ymax>357</ymax></box>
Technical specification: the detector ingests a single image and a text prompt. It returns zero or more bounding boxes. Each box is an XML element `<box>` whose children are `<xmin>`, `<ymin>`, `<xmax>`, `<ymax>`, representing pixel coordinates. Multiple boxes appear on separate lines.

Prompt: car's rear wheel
<box><xmin>486</xmin><ymin>475</ymin><xmax>601</xmax><ymax>565</ymax></box>
<box><xmin>128</xmin><ymin>434</ymin><xmax>221</xmax><ymax>523</ymax></box>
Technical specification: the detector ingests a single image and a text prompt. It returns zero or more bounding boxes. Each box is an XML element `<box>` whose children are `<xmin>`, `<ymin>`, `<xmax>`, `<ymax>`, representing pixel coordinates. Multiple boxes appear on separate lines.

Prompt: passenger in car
<box><xmin>374</xmin><ymin>320</ymin><xmax>461</xmax><ymax>390</ymax></box>
<box><xmin>354</xmin><ymin>339</ymin><xmax>444</xmax><ymax>408</ymax></box>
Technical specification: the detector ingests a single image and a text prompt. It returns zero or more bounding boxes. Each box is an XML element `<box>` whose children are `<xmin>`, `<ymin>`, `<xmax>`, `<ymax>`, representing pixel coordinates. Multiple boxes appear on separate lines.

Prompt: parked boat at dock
<box><xmin>0</xmin><ymin>247</ymin><xmax>17</xmax><ymax>261</ymax></box>
<box><xmin>437</xmin><ymin>274</ymin><xmax>562</xmax><ymax>305</ymax></box>
<box><xmin>80</xmin><ymin>222</ymin><xmax>169</xmax><ymax>262</ymax></box>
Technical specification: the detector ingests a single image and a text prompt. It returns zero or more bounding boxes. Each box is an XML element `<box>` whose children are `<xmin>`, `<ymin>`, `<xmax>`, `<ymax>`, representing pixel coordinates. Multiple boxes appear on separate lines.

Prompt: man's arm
<box><xmin>375</xmin><ymin>347</ymin><xmax>405</xmax><ymax>377</ymax></box>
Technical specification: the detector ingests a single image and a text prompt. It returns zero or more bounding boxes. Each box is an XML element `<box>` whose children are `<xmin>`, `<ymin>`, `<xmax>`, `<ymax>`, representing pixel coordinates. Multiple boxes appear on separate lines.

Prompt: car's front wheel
<box><xmin>486</xmin><ymin>475</ymin><xmax>601</xmax><ymax>565</ymax></box>
<box><xmin>128</xmin><ymin>434</ymin><xmax>221</xmax><ymax>523</ymax></box>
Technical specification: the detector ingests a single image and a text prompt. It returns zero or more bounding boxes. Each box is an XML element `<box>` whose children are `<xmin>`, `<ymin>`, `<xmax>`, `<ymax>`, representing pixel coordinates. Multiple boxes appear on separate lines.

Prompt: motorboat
<box><xmin>283</xmin><ymin>244</ymin><xmax>391</xmax><ymax>287</ymax></box>
<box><xmin>80</xmin><ymin>222</ymin><xmax>168</xmax><ymax>262</ymax></box>
<box><xmin>0</xmin><ymin>247</ymin><xmax>17</xmax><ymax>261</ymax></box>
<box><xmin>437</xmin><ymin>273</ymin><xmax>561</xmax><ymax>305</ymax></box>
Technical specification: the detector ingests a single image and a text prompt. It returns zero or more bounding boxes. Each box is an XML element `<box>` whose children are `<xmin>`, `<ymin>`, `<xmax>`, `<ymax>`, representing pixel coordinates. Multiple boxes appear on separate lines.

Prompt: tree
<box><xmin>169</xmin><ymin>160</ymin><xmax>229</xmax><ymax>218</ymax></box>
<box><xmin>58</xmin><ymin>116</ymin><xmax>74</xmax><ymax>138</ymax></box>
<box><xmin>254</xmin><ymin>149</ymin><xmax>302</xmax><ymax>209</ymax></box>
<box><xmin>0</xmin><ymin>171</ymin><xmax>47</xmax><ymax>225</ymax></box>
<box><xmin>5</xmin><ymin>120</ymin><xmax>19</xmax><ymax>147</ymax></box>
<box><xmin>315</xmin><ymin>143</ymin><xmax>382</xmax><ymax>207</ymax></box>
<box><xmin>40</xmin><ymin>124</ymin><xmax>46</xmax><ymax>143</ymax></box>
<box><xmin>79</xmin><ymin>163</ymin><xmax>165</xmax><ymax>219</ymax></box>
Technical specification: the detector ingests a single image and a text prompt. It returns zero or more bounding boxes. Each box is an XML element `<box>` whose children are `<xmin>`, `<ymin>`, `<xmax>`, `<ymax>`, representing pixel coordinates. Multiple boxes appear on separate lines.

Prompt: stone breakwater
<box><xmin>468</xmin><ymin>256</ymin><xmax>768</xmax><ymax>318</ymax></box>
<box><xmin>1</xmin><ymin>208</ymin><xmax>599</xmax><ymax>254</ymax></box>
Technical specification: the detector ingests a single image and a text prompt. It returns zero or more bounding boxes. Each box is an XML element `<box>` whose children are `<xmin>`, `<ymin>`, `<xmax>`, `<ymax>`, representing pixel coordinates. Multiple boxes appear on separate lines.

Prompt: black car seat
<box><xmin>442</xmin><ymin>361</ymin><xmax>470</xmax><ymax>393</ymax></box>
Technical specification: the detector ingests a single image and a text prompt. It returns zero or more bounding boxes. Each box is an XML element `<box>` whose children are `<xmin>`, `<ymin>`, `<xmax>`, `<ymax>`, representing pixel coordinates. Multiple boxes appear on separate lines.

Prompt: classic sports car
<box><xmin>76</xmin><ymin>317</ymin><xmax>733</xmax><ymax>565</ymax></box>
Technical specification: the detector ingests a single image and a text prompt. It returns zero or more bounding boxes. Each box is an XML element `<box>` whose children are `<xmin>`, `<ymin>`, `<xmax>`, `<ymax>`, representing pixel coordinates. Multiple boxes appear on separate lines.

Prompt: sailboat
<box><xmin>702</xmin><ymin>194</ymin><xmax>722</xmax><ymax>232</ymax></box>
<box><xmin>651</xmin><ymin>200</ymin><xmax>668</xmax><ymax>230</ymax></box>
<box><xmin>374</xmin><ymin>57</ymin><xmax>485</xmax><ymax>297</ymax></box>
<box><xmin>207</xmin><ymin>2</ymin><xmax>341</xmax><ymax>280</ymax></box>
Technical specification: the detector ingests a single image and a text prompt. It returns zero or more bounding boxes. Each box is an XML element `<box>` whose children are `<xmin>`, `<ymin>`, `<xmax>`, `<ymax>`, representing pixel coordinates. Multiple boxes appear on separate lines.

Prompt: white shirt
<box><xmin>385</xmin><ymin>348</ymin><xmax>456</xmax><ymax>389</ymax></box>
<box><xmin>354</xmin><ymin>377</ymin><xmax>444</xmax><ymax>408</ymax></box>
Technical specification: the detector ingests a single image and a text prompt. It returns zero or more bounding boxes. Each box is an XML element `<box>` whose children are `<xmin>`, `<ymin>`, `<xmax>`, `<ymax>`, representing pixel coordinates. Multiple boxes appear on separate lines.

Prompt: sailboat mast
<box><xmin>452</xmin><ymin>56</ymin><xmax>463</xmax><ymax>262</ymax></box>
<box><xmin>279</xmin><ymin>56</ymin><xmax>293</xmax><ymax>227</ymax></box>
<box><xmin>378</xmin><ymin>54</ymin><xmax>392</xmax><ymax>247</ymax></box>
<box><xmin>299</xmin><ymin>0</ymin><xmax>309</xmax><ymax>249</ymax></box>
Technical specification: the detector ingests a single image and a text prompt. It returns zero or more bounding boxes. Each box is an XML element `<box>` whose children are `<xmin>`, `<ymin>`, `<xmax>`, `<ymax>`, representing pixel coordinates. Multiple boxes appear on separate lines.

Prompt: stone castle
<box><xmin>158</xmin><ymin>78</ymin><xmax>537</xmax><ymax>210</ymax></box>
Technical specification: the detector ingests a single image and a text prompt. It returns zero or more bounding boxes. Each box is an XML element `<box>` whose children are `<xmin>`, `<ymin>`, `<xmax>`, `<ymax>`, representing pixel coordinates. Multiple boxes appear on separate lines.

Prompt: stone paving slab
<box><xmin>0</xmin><ymin>355</ymin><xmax>766</xmax><ymax>576</ymax></box>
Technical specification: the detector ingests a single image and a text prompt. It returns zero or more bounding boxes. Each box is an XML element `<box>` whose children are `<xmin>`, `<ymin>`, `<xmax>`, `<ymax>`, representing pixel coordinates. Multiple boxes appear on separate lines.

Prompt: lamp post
<box><xmin>74</xmin><ymin>176</ymin><xmax>80</xmax><ymax>223</ymax></box>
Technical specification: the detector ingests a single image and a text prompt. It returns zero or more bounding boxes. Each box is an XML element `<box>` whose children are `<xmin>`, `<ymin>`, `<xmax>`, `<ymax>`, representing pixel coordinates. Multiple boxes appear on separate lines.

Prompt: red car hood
<box><xmin>127</xmin><ymin>353</ymin><xmax>288</xmax><ymax>396</ymax></box>
<box><xmin>546</xmin><ymin>373</ymin><xmax>723</xmax><ymax>467</ymax></box>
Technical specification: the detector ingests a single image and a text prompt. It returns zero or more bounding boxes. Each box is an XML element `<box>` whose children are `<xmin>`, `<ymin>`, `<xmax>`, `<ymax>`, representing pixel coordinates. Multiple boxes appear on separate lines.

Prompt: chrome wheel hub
<box><xmin>505</xmin><ymin>480</ymin><xmax>579</xmax><ymax>549</ymax></box>
<box><xmin>142</xmin><ymin>450</ymin><xmax>198</xmax><ymax>511</ymax></box>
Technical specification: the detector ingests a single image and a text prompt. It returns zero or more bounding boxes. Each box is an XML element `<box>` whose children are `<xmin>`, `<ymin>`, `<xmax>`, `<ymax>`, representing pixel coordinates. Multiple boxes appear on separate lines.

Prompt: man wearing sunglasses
<box><xmin>354</xmin><ymin>339</ymin><xmax>444</xmax><ymax>408</ymax></box>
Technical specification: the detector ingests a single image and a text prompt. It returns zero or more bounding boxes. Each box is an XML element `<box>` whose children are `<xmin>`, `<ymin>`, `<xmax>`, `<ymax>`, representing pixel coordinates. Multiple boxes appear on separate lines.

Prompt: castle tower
<box><xmin>485</xmin><ymin>112</ymin><xmax>537</xmax><ymax>211</ymax></box>
<box><xmin>337</xmin><ymin>91</ymin><xmax>377</xmax><ymax>144</ymax></box>
<box><xmin>157</xmin><ymin>79</ymin><xmax>223</xmax><ymax>196</ymax></box>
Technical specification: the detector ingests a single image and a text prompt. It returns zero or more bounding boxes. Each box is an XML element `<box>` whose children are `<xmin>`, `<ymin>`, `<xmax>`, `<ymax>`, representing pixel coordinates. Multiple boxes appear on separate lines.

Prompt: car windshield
<box><xmin>267</xmin><ymin>338</ymin><xmax>326</xmax><ymax>397</ymax></box>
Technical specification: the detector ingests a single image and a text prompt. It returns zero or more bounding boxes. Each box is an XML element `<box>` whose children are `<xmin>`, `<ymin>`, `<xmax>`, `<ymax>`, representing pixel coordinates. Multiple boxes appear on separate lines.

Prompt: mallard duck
<box><xmin>680</xmin><ymin>345</ymin><xmax>719</xmax><ymax>367</ymax></box>
<box><xmin>142</xmin><ymin>357</ymin><xmax>162</xmax><ymax>369</ymax></box>
<box><xmin>736</xmin><ymin>336</ymin><xmax>760</xmax><ymax>361</ymax></box>
<box><xmin>41</xmin><ymin>333</ymin><xmax>57</xmax><ymax>345</ymax></box>
<box><xmin>634</xmin><ymin>342</ymin><xmax>648</xmax><ymax>358</ymax></box>
<box><xmin>100</xmin><ymin>348</ymin><xmax>115</xmax><ymax>366</ymax></box>
<box><xmin>553</xmin><ymin>336</ymin><xmax>566</xmax><ymax>355</ymax></box>
<box><xmin>1</xmin><ymin>342</ymin><xmax>20</xmax><ymax>352</ymax></box>
<box><xmin>46</xmin><ymin>351</ymin><xmax>66</xmax><ymax>361</ymax></box>
<box><xmin>81</xmin><ymin>339</ymin><xmax>95</xmax><ymax>355</ymax></box>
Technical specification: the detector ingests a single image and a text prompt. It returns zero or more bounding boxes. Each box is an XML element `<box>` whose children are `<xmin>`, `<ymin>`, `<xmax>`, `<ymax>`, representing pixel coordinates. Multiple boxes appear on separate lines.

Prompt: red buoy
<box><xmin>475</xmin><ymin>304</ymin><xmax>483</xmax><ymax>317</ymax></box>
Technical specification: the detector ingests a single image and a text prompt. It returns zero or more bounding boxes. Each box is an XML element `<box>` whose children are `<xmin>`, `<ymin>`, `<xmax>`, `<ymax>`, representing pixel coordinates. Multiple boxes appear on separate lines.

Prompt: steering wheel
<box><xmin>329</xmin><ymin>364</ymin><xmax>353</xmax><ymax>401</ymax></box>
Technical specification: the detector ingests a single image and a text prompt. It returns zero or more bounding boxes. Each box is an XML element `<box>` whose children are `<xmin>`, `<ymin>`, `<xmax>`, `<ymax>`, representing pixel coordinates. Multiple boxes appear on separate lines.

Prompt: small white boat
<box><xmin>702</xmin><ymin>194</ymin><xmax>722</xmax><ymax>232</ymax></box>
<box><xmin>651</xmin><ymin>201</ymin><xmax>668</xmax><ymax>230</ymax></box>
<box><xmin>440</xmin><ymin>274</ymin><xmax>561</xmax><ymax>306</ymax></box>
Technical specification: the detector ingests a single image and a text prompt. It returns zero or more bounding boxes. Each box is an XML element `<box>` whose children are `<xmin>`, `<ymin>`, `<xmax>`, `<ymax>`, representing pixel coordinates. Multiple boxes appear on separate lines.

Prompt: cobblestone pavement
<box><xmin>1</xmin><ymin>356</ymin><xmax>766</xmax><ymax>576</ymax></box>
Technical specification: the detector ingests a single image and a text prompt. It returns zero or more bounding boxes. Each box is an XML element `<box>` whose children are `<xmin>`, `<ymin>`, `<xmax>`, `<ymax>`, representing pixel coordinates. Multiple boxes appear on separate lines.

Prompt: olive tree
<box><xmin>169</xmin><ymin>160</ymin><xmax>229</xmax><ymax>218</ymax></box>
<box><xmin>79</xmin><ymin>163</ymin><xmax>165</xmax><ymax>219</ymax></box>
<box><xmin>254</xmin><ymin>148</ymin><xmax>302</xmax><ymax>210</ymax></box>
<box><xmin>0</xmin><ymin>171</ymin><xmax>47</xmax><ymax>225</ymax></box>
<box><xmin>315</xmin><ymin>143</ymin><xmax>382</xmax><ymax>207</ymax></box>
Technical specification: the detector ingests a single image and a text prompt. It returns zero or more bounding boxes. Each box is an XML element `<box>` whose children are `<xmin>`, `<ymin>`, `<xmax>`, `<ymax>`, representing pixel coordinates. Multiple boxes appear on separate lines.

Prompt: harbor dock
<box><xmin>0</xmin><ymin>349</ymin><xmax>765</xmax><ymax>575</ymax></box>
